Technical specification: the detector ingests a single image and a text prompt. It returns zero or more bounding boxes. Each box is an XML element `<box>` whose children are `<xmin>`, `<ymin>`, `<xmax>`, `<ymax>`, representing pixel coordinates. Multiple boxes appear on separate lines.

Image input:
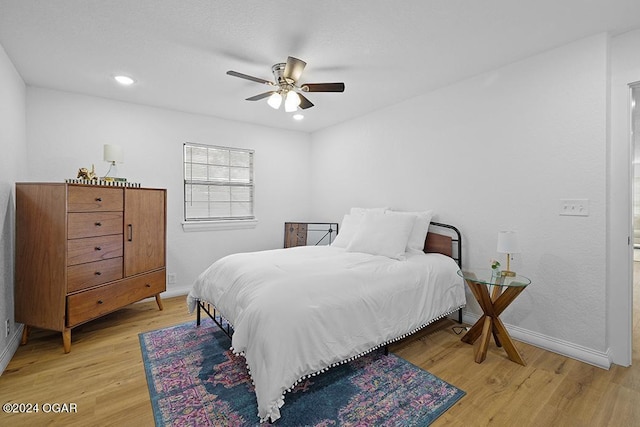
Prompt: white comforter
<box><xmin>186</xmin><ymin>245</ymin><xmax>465</xmax><ymax>422</ymax></box>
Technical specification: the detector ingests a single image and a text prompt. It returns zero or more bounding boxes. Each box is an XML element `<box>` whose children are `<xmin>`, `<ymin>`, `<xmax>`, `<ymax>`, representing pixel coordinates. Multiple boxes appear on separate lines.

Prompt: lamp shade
<box><xmin>267</xmin><ymin>92</ymin><xmax>282</xmax><ymax>109</ymax></box>
<box><xmin>284</xmin><ymin>91</ymin><xmax>301</xmax><ymax>112</ymax></box>
<box><xmin>497</xmin><ymin>231</ymin><xmax>520</xmax><ymax>254</ymax></box>
<box><xmin>103</xmin><ymin>144</ymin><xmax>124</xmax><ymax>163</ymax></box>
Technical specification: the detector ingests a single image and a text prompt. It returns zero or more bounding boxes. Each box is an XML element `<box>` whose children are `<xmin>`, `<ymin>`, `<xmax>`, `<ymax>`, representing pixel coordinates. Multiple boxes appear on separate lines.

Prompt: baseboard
<box><xmin>0</xmin><ymin>324</ymin><xmax>24</xmax><ymax>375</ymax></box>
<box><xmin>461</xmin><ymin>311</ymin><xmax>611</xmax><ymax>369</ymax></box>
<box><xmin>161</xmin><ymin>286</ymin><xmax>191</xmax><ymax>299</ymax></box>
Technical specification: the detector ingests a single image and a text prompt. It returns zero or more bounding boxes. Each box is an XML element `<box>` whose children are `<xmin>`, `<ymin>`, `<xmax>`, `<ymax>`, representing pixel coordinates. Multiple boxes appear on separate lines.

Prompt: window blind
<box><xmin>183</xmin><ymin>142</ymin><xmax>254</xmax><ymax>221</ymax></box>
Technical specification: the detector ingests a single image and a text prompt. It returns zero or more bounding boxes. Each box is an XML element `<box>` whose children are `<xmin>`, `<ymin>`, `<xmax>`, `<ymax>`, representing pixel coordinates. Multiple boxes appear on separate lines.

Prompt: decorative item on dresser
<box><xmin>284</xmin><ymin>222</ymin><xmax>339</xmax><ymax>247</ymax></box>
<box><xmin>15</xmin><ymin>183</ymin><xmax>167</xmax><ymax>353</ymax></box>
<box><xmin>77</xmin><ymin>164</ymin><xmax>98</xmax><ymax>181</ymax></box>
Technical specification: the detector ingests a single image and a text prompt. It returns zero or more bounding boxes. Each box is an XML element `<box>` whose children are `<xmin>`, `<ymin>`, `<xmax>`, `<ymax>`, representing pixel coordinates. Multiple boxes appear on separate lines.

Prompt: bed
<box><xmin>187</xmin><ymin>209</ymin><xmax>466</xmax><ymax>423</ymax></box>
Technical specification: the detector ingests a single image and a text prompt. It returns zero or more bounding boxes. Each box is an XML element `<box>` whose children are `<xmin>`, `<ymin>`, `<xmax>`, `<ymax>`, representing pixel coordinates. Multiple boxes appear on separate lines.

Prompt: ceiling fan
<box><xmin>226</xmin><ymin>56</ymin><xmax>345</xmax><ymax>112</ymax></box>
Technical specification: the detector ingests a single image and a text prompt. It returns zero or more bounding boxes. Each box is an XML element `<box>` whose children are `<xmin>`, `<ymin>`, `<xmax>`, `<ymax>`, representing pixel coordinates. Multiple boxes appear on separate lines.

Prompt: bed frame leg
<box><xmin>196</xmin><ymin>300</ymin><xmax>201</xmax><ymax>326</ymax></box>
<box><xmin>384</xmin><ymin>345</ymin><xmax>389</xmax><ymax>356</ymax></box>
<box><xmin>195</xmin><ymin>301</ymin><xmax>234</xmax><ymax>340</ymax></box>
<box><xmin>458</xmin><ymin>308</ymin><xmax>463</xmax><ymax>324</ymax></box>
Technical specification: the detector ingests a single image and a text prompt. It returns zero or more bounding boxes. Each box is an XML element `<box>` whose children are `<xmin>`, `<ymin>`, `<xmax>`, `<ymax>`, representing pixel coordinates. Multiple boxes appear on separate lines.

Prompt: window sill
<box><xmin>182</xmin><ymin>219</ymin><xmax>258</xmax><ymax>232</ymax></box>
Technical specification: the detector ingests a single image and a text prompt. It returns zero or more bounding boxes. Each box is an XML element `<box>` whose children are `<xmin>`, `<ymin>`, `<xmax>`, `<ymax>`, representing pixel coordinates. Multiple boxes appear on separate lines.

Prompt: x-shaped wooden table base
<box><xmin>461</xmin><ymin>278</ymin><xmax>527</xmax><ymax>365</ymax></box>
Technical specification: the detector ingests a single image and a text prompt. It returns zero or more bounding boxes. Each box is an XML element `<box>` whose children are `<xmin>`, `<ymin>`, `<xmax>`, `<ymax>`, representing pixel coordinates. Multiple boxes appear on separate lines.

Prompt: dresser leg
<box><xmin>155</xmin><ymin>294</ymin><xmax>164</xmax><ymax>311</ymax></box>
<box><xmin>62</xmin><ymin>328</ymin><xmax>71</xmax><ymax>354</ymax></box>
<box><xmin>20</xmin><ymin>325</ymin><xmax>31</xmax><ymax>345</ymax></box>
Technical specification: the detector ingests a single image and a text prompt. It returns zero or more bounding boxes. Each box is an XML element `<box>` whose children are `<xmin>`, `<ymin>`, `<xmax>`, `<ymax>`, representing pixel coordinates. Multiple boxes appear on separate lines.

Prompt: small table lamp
<box><xmin>103</xmin><ymin>144</ymin><xmax>124</xmax><ymax>178</ymax></box>
<box><xmin>497</xmin><ymin>231</ymin><xmax>520</xmax><ymax>277</ymax></box>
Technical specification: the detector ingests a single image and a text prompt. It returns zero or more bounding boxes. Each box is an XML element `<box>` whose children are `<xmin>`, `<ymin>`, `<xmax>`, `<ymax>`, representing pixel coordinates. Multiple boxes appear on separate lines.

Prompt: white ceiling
<box><xmin>1</xmin><ymin>0</ymin><xmax>640</xmax><ymax>133</ymax></box>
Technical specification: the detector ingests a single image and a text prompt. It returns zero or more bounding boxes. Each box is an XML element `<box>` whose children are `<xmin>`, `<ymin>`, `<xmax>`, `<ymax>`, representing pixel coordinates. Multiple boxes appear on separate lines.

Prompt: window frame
<box><xmin>182</xmin><ymin>142</ymin><xmax>257</xmax><ymax>231</ymax></box>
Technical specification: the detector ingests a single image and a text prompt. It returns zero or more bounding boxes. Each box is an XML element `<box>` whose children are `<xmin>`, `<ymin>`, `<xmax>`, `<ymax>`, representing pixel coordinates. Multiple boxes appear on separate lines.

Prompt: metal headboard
<box><xmin>429</xmin><ymin>221</ymin><xmax>463</xmax><ymax>268</ymax></box>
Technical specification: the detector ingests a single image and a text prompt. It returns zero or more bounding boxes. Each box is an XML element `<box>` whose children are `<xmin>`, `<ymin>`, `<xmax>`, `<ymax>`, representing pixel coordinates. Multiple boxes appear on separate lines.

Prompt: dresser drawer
<box><xmin>68</xmin><ymin>186</ymin><xmax>123</xmax><ymax>212</ymax></box>
<box><xmin>67</xmin><ymin>257</ymin><xmax>123</xmax><ymax>293</ymax></box>
<box><xmin>66</xmin><ymin>269</ymin><xmax>166</xmax><ymax>326</ymax></box>
<box><xmin>68</xmin><ymin>212</ymin><xmax>123</xmax><ymax>239</ymax></box>
<box><xmin>67</xmin><ymin>234</ymin><xmax>123</xmax><ymax>266</ymax></box>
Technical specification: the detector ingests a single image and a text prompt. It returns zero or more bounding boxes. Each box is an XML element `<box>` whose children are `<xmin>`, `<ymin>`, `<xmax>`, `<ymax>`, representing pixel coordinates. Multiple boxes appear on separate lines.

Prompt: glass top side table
<box><xmin>457</xmin><ymin>269</ymin><xmax>531</xmax><ymax>365</ymax></box>
<box><xmin>458</xmin><ymin>269</ymin><xmax>531</xmax><ymax>287</ymax></box>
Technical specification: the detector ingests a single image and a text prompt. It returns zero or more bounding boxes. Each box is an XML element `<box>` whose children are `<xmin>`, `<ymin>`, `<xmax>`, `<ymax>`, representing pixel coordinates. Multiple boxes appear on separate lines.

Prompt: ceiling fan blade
<box><xmin>302</xmin><ymin>82</ymin><xmax>345</xmax><ymax>92</ymax></box>
<box><xmin>226</xmin><ymin>70</ymin><xmax>274</xmax><ymax>85</ymax></box>
<box><xmin>246</xmin><ymin>92</ymin><xmax>275</xmax><ymax>101</ymax></box>
<box><xmin>283</xmin><ymin>56</ymin><xmax>306</xmax><ymax>83</ymax></box>
<box><xmin>298</xmin><ymin>93</ymin><xmax>314</xmax><ymax>110</ymax></box>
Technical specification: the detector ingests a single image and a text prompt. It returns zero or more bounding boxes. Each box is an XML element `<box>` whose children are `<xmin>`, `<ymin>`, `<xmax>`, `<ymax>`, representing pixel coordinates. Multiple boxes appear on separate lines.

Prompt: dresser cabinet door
<box><xmin>124</xmin><ymin>188</ymin><xmax>166</xmax><ymax>277</ymax></box>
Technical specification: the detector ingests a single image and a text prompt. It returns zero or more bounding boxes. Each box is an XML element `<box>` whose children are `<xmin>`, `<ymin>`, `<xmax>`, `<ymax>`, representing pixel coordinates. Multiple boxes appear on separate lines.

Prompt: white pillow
<box><xmin>345</xmin><ymin>211</ymin><xmax>416</xmax><ymax>260</ymax></box>
<box><xmin>332</xmin><ymin>208</ymin><xmax>387</xmax><ymax>248</ymax></box>
<box><xmin>386</xmin><ymin>210</ymin><xmax>434</xmax><ymax>253</ymax></box>
<box><xmin>331</xmin><ymin>214</ymin><xmax>361</xmax><ymax>248</ymax></box>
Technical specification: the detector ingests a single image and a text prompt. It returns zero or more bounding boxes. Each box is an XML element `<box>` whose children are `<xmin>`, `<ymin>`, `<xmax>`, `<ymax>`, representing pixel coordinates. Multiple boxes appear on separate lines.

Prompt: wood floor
<box><xmin>1</xmin><ymin>287</ymin><xmax>639</xmax><ymax>426</ymax></box>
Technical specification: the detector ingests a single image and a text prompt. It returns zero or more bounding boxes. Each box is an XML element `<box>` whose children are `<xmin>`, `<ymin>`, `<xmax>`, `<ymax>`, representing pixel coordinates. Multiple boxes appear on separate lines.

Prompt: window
<box><xmin>183</xmin><ymin>142</ymin><xmax>254</xmax><ymax>224</ymax></box>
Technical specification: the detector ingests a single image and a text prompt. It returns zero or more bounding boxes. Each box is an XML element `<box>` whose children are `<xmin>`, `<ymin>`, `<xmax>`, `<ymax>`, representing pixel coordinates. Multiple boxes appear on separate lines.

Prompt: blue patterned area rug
<box><xmin>139</xmin><ymin>319</ymin><xmax>465</xmax><ymax>426</ymax></box>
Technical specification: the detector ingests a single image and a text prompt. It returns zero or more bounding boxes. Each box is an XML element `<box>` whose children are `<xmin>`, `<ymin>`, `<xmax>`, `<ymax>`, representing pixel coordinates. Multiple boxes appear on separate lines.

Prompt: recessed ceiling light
<box><xmin>114</xmin><ymin>75</ymin><xmax>135</xmax><ymax>85</ymax></box>
<box><xmin>293</xmin><ymin>114</ymin><xmax>304</xmax><ymax>121</ymax></box>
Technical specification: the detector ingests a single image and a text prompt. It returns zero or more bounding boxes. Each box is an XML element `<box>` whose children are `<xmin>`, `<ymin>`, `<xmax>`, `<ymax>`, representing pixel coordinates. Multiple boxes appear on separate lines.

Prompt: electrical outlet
<box><xmin>167</xmin><ymin>273</ymin><xmax>177</xmax><ymax>285</ymax></box>
<box><xmin>5</xmin><ymin>319</ymin><xmax>9</xmax><ymax>337</ymax></box>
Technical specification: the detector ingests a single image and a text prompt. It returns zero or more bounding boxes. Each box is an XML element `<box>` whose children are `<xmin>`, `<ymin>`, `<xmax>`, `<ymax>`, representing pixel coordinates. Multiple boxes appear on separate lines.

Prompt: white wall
<box><xmin>0</xmin><ymin>43</ymin><xmax>27</xmax><ymax>373</ymax></box>
<box><xmin>310</xmin><ymin>34</ymin><xmax>611</xmax><ymax>366</ymax></box>
<box><xmin>26</xmin><ymin>88</ymin><xmax>312</xmax><ymax>296</ymax></box>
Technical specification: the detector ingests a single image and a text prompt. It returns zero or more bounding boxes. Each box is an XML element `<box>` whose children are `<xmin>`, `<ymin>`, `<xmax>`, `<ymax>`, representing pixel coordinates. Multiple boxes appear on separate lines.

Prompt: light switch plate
<box><xmin>560</xmin><ymin>199</ymin><xmax>589</xmax><ymax>216</ymax></box>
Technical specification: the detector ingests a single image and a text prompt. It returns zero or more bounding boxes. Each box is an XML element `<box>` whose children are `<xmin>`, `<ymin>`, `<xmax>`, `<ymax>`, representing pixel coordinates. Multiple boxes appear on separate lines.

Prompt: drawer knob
<box><xmin>95</xmin><ymin>271</ymin><xmax>102</xmax><ymax>276</ymax></box>
<box><xmin>97</xmin><ymin>300</ymin><xmax>103</xmax><ymax>304</ymax></box>
<box><xmin>145</xmin><ymin>283</ymin><xmax>151</xmax><ymax>287</ymax></box>
<box><xmin>95</xmin><ymin>197</ymin><xmax>102</xmax><ymax>202</ymax></box>
<box><xmin>95</xmin><ymin>222</ymin><xmax>102</xmax><ymax>227</ymax></box>
<box><xmin>95</xmin><ymin>246</ymin><xmax>102</xmax><ymax>251</ymax></box>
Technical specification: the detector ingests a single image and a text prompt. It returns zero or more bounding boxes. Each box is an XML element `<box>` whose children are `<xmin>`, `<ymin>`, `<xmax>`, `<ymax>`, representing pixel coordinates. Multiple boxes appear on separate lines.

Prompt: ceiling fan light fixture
<box><xmin>293</xmin><ymin>113</ymin><xmax>304</xmax><ymax>121</ymax></box>
<box><xmin>267</xmin><ymin>92</ymin><xmax>282</xmax><ymax>109</ymax></box>
<box><xmin>284</xmin><ymin>91</ymin><xmax>301</xmax><ymax>112</ymax></box>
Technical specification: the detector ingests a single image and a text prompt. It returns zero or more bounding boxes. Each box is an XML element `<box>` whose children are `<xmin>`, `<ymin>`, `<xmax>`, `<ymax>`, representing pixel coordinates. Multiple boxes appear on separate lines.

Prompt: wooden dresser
<box><xmin>15</xmin><ymin>183</ymin><xmax>167</xmax><ymax>353</ymax></box>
